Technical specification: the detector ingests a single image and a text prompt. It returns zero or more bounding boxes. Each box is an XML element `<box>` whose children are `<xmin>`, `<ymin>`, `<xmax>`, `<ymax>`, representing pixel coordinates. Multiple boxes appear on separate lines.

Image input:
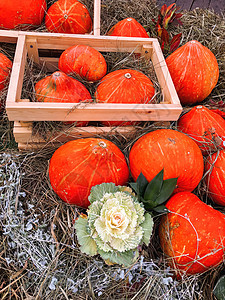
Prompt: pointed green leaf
<box><xmin>136</xmin><ymin>172</ymin><xmax>148</xmax><ymax>196</ymax></box>
<box><xmin>98</xmin><ymin>248</ymin><xmax>139</xmax><ymax>267</ymax></box>
<box><xmin>213</xmin><ymin>276</ymin><xmax>225</xmax><ymax>300</ymax></box>
<box><xmin>153</xmin><ymin>205</ymin><xmax>169</xmax><ymax>214</ymax></box>
<box><xmin>154</xmin><ymin>177</ymin><xmax>178</xmax><ymax>206</ymax></box>
<box><xmin>140</xmin><ymin>213</ymin><xmax>154</xmax><ymax>245</ymax></box>
<box><xmin>144</xmin><ymin>169</ymin><xmax>164</xmax><ymax>201</ymax></box>
<box><xmin>129</xmin><ymin>182</ymin><xmax>139</xmax><ymax>195</ymax></box>
<box><xmin>75</xmin><ymin>216</ymin><xmax>98</xmax><ymax>256</ymax></box>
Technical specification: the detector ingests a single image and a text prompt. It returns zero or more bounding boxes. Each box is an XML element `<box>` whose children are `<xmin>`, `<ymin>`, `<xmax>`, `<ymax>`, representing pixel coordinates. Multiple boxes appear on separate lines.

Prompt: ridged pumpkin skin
<box><xmin>129</xmin><ymin>129</ymin><xmax>204</xmax><ymax>193</ymax></box>
<box><xmin>166</xmin><ymin>40</ymin><xmax>219</xmax><ymax>105</ymax></box>
<box><xmin>45</xmin><ymin>0</ymin><xmax>92</xmax><ymax>34</ymax></box>
<box><xmin>95</xmin><ymin>69</ymin><xmax>155</xmax><ymax>126</ymax></box>
<box><xmin>107</xmin><ymin>17</ymin><xmax>149</xmax><ymax>38</ymax></box>
<box><xmin>0</xmin><ymin>53</ymin><xmax>12</xmax><ymax>93</ymax></box>
<box><xmin>0</xmin><ymin>0</ymin><xmax>46</xmax><ymax>30</ymax></box>
<box><xmin>159</xmin><ymin>192</ymin><xmax>225</xmax><ymax>275</ymax></box>
<box><xmin>95</xmin><ymin>69</ymin><xmax>155</xmax><ymax>104</ymax></box>
<box><xmin>205</xmin><ymin>150</ymin><xmax>225</xmax><ymax>206</ymax></box>
<box><xmin>49</xmin><ymin>138</ymin><xmax>130</xmax><ymax>208</ymax></box>
<box><xmin>35</xmin><ymin>71</ymin><xmax>91</xmax><ymax>103</ymax></box>
<box><xmin>35</xmin><ymin>71</ymin><xmax>91</xmax><ymax>126</ymax></box>
<box><xmin>58</xmin><ymin>45</ymin><xmax>107</xmax><ymax>82</ymax></box>
<box><xmin>178</xmin><ymin>105</ymin><xmax>225</xmax><ymax>155</ymax></box>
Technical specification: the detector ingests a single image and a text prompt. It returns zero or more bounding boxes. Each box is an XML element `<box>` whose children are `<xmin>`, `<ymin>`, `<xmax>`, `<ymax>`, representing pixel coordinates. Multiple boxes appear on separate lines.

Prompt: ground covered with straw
<box><xmin>0</xmin><ymin>1</ymin><xmax>225</xmax><ymax>299</ymax></box>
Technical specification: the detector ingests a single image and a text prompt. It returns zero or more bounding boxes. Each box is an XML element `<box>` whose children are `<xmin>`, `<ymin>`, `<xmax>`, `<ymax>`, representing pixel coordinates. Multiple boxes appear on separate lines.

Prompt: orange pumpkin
<box><xmin>95</xmin><ymin>69</ymin><xmax>155</xmax><ymax>126</ymax></box>
<box><xmin>0</xmin><ymin>53</ymin><xmax>12</xmax><ymax>94</ymax></box>
<box><xmin>35</xmin><ymin>71</ymin><xmax>91</xmax><ymax>126</ymax></box>
<box><xmin>58</xmin><ymin>45</ymin><xmax>107</xmax><ymax>82</ymax></box>
<box><xmin>0</xmin><ymin>0</ymin><xmax>46</xmax><ymax>30</ymax></box>
<box><xmin>95</xmin><ymin>69</ymin><xmax>155</xmax><ymax>104</ymax></box>
<box><xmin>129</xmin><ymin>129</ymin><xmax>204</xmax><ymax>193</ymax></box>
<box><xmin>45</xmin><ymin>0</ymin><xmax>92</xmax><ymax>34</ymax></box>
<box><xmin>49</xmin><ymin>138</ymin><xmax>130</xmax><ymax>208</ymax></box>
<box><xmin>166</xmin><ymin>40</ymin><xmax>219</xmax><ymax>105</ymax></box>
<box><xmin>178</xmin><ymin>105</ymin><xmax>225</xmax><ymax>155</ymax></box>
<box><xmin>159</xmin><ymin>192</ymin><xmax>225</xmax><ymax>275</ymax></box>
<box><xmin>205</xmin><ymin>150</ymin><xmax>225</xmax><ymax>206</ymax></box>
<box><xmin>107</xmin><ymin>17</ymin><xmax>149</xmax><ymax>38</ymax></box>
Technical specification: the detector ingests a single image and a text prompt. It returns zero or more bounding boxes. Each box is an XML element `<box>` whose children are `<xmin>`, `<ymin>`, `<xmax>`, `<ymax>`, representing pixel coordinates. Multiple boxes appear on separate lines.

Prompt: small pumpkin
<box><xmin>0</xmin><ymin>53</ymin><xmax>12</xmax><ymax>94</ymax></box>
<box><xmin>129</xmin><ymin>129</ymin><xmax>204</xmax><ymax>193</ymax></box>
<box><xmin>178</xmin><ymin>105</ymin><xmax>225</xmax><ymax>155</ymax></box>
<box><xmin>0</xmin><ymin>0</ymin><xmax>47</xmax><ymax>30</ymax></box>
<box><xmin>205</xmin><ymin>150</ymin><xmax>225</xmax><ymax>206</ymax></box>
<box><xmin>107</xmin><ymin>17</ymin><xmax>149</xmax><ymax>38</ymax></box>
<box><xmin>45</xmin><ymin>0</ymin><xmax>92</xmax><ymax>34</ymax></box>
<box><xmin>159</xmin><ymin>192</ymin><xmax>225</xmax><ymax>275</ymax></box>
<box><xmin>58</xmin><ymin>45</ymin><xmax>107</xmax><ymax>82</ymax></box>
<box><xmin>166</xmin><ymin>40</ymin><xmax>219</xmax><ymax>105</ymax></box>
<box><xmin>49</xmin><ymin>138</ymin><xmax>130</xmax><ymax>208</ymax></box>
<box><xmin>35</xmin><ymin>71</ymin><xmax>91</xmax><ymax>125</ymax></box>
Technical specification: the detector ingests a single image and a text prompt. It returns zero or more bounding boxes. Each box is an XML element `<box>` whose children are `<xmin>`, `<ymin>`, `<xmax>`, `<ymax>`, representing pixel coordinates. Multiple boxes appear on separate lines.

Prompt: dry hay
<box><xmin>0</xmin><ymin>1</ymin><xmax>225</xmax><ymax>299</ymax></box>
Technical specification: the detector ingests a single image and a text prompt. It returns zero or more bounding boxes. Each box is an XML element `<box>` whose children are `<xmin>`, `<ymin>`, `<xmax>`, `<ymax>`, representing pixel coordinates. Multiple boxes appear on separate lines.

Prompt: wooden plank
<box><xmin>93</xmin><ymin>0</ymin><xmax>101</xmax><ymax>35</ymax></box>
<box><xmin>0</xmin><ymin>30</ymin><xmax>18</xmax><ymax>43</ymax></box>
<box><xmin>151</xmin><ymin>39</ymin><xmax>181</xmax><ymax>105</ymax></box>
<box><xmin>23</xmin><ymin>33</ymin><xmax>154</xmax><ymax>53</ymax></box>
<box><xmin>15</xmin><ymin>124</ymin><xmax>138</xmax><ymax>149</ymax></box>
<box><xmin>26</xmin><ymin>38</ymin><xmax>40</xmax><ymax>64</ymax></box>
<box><xmin>6</xmin><ymin>102</ymin><xmax>182</xmax><ymax>121</ymax></box>
<box><xmin>5</xmin><ymin>34</ymin><xmax>27</xmax><ymax>104</ymax></box>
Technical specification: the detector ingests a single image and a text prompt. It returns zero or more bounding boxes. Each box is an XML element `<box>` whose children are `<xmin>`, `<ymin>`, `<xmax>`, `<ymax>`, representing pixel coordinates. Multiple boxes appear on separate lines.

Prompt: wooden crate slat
<box><xmin>7</xmin><ymin>102</ymin><xmax>181</xmax><ymax>122</ymax></box>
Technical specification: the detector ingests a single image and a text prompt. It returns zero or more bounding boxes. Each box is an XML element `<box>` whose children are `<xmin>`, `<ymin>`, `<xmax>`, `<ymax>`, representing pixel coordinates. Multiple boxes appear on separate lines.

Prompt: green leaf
<box><xmin>136</xmin><ymin>172</ymin><xmax>149</xmax><ymax>196</ymax></box>
<box><xmin>88</xmin><ymin>183</ymin><xmax>117</xmax><ymax>203</ymax></box>
<box><xmin>140</xmin><ymin>213</ymin><xmax>154</xmax><ymax>245</ymax></box>
<box><xmin>213</xmin><ymin>276</ymin><xmax>225</xmax><ymax>300</ymax></box>
<box><xmin>154</xmin><ymin>177</ymin><xmax>178</xmax><ymax>206</ymax></box>
<box><xmin>129</xmin><ymin>182</ymin><xmax>139</xmax><ymax>195</ymax></box>
<box><xmin>74</xmin><ymin>216</ymin><xmax>98</xmax><ymax>256</ymax></box>
<box><xmin>144</xmin><ymin>169</ymin><xmax>164</xmax><ymax>201</ymax></box>
<box><xmin>98</xmin><ymin>248</ymin><xmax>139</xmax><ymax>267</ymax></box>
<box><xmin>153</xmin><ymin>205</ymin><xmax>169</xmax><ymax>214</ymax></box>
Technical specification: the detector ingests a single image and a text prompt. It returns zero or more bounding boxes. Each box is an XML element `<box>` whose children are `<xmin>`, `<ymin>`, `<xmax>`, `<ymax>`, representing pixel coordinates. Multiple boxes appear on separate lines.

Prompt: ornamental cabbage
<box><xmin>75</xmin><ymin>183</ymin><xmax>154</xmax><ymax>267</ymax></box>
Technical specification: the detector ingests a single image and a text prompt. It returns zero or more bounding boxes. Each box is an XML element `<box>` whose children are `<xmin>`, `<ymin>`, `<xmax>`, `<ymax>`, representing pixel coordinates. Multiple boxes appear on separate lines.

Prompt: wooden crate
<box><xmin>5</xmin><ymin>32</ymin><xmax>182</xmax><ymax>149</ymax></box>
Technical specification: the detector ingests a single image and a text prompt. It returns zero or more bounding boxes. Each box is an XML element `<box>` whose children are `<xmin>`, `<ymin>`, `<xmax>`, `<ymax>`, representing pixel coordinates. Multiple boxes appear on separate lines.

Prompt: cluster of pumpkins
<box><xmin>49</xmin><ymin>128</ymin><xmax>225</xmax><ymax>277</ymax></box>
<box><xmin>0</xmin><ymin>0</ymin><xmax>224</xmax><ymax>279</ymax></box>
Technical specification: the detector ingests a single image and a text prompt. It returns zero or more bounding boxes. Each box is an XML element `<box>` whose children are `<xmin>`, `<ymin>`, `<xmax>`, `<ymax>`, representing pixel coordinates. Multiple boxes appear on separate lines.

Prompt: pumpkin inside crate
<box><xmin>5</xmin><ymin>33</ymin><xmax>181</xmax><ymax>148</ymax></box>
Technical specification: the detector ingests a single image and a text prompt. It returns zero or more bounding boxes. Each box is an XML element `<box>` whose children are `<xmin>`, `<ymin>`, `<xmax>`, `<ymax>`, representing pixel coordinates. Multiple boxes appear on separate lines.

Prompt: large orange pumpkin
<box><xmin>49</xmin><ymin>138</ymin><xmax>130</xmax><ymax>208</ymax></box>
<box><xmin>58</xmin><ymin>45</ymin><xmax>107</xmax><ymax>82</ymax></box>
<box><xmin>107</xmin><ymin>17</ymin><xmax>149</xmax><ymax>38</ymax></box>
<box><xmin>205</xmin><ymin>150</ymin><xmax>225</xmax><ymax>206</ymax></box>
<box><xmin>95</xmin><ymin>69</ymin><xmax>155</xmax><ymax>104</ymax></box>
<box><xmin>178</xmin><ymin>105</ymin><xmax>225</xmax><ymax>155</ymax></box>
<box><xmin>0</xmin><ymin>0</ymin><xmax>46</xmax><ymax>30</ymax></box>
<box><xmin>35</xmin><ymin>71</ymin><xmax>91</xmax><ymax>125</ymax></box>
<box><xmin>129</xmin><ymin>129</ymin><xmax>204</xmax><ymax>193</ymax></box>
<box><xmin>45</xmin><ymin>0</ymin><xmax>92</xmax><ymax>34</ymax></box>
<box><xmin>159</xmin><ymin>192</ymin><xmax>225</xmax><ymax>275</ymax></box>
<box><xmin>166</xmin><ymin>40</ymin><xmax>219</xmax><ymax>105</ymax></box>
<box><xmin>0</xmin><ymin>53</ymin><xmax>12</xmax><ymax>93</ymax></box>
<box><xmin>95</xmin><ymin>69</ymin><xmax>155</xmax><ymax>126</ymax></box>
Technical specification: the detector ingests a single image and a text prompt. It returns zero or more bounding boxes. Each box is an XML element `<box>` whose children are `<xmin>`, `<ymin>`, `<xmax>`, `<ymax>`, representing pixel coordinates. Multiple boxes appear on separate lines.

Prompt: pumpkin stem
<box><xmin>124</xmin><ymin>73</ymin><xmax>132</xmax><ymax>79</ymax></box>
<box><xmin>98</xmin><ymin>141</ymin><xmax>107</xmax><ymax>148</ymax></box>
